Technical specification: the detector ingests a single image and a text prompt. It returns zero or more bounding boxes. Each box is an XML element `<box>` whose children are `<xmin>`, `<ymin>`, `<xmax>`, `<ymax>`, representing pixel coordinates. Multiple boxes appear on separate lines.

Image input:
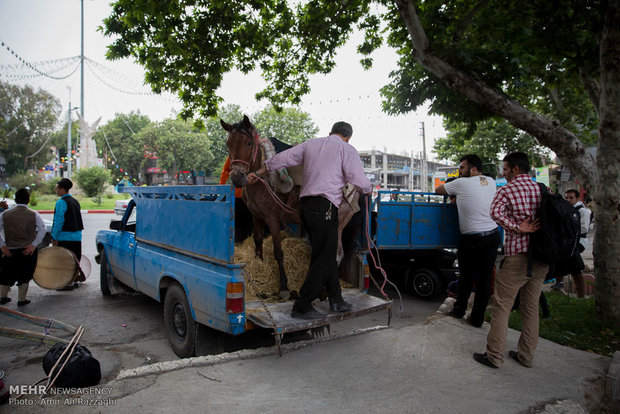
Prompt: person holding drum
<box><xmin>51</xmin><ymin>178</ymin><xmax>84</xmax><ymax>291</ymax></box>
<box><xmin>0</xmin><ymin>188</ymin><xmax>47</xmax><ymax>306</ymax></box>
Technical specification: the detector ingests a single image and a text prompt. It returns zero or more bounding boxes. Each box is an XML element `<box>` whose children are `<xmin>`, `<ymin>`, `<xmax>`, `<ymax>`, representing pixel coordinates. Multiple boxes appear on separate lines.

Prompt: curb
<box><xmin>607</xmin><ymin>351</ymin><xmax>620</xmax><ymax>403</ymax></box>
<box><xmin>36</xmin><ymin>210</ymin><xmax>115</xmax><ymax>214</ymax></box>
<box><xmin>114</xmin><ymin>325</ymin><xmax>389</xmax><ymax>381</ymax></box>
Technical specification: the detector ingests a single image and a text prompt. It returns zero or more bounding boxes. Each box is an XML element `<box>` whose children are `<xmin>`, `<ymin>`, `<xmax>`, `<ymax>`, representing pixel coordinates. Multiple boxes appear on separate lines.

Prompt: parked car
<box><xmin>114</xmin><ymin>199</ymin><xmax>130</xmax><ymax>216</ymax></box>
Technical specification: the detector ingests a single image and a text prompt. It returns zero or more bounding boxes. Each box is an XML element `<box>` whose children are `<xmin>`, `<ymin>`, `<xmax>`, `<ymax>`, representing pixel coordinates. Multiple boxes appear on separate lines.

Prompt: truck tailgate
<box><xmin>247</xmin><ymin>288</ymin><xmax>391</xmax><ymax>333</ymax></box>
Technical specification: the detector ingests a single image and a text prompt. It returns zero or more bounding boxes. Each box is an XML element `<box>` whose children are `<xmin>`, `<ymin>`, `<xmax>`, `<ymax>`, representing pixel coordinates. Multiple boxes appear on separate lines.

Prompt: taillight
<box><xmin>226</xmin><ymin>282</ymin><xmax>244</xmax><ymax>314</ymax></box>
<box><xmin>363</xmin><ymin>265</ymin><xmax>370</xmax><ymax>291</ymax></box>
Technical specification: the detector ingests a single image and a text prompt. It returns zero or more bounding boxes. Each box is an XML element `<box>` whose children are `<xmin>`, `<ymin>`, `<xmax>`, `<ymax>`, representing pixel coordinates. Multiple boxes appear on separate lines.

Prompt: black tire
<box><xmin>408</xmin><ymin>267</ymin><xmax>442</xmax><ymax>299</ymax></box>
<box><xmin>99</xmin><ymin>249</ymin><xmax>112</xmax><ymax>296</ymax></box>
<box><xmin>164</xmin><ymin>284</ymin><xmax>196</xmax><ymax>358</ymax></box>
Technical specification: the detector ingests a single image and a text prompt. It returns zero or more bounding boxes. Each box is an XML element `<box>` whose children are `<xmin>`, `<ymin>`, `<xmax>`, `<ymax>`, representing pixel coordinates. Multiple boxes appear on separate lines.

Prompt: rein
<box><xmin>256</xmin><ymin>176</ymin><xmax>298</xmax><ymax>215</ymax></box>
<box><xmin>229</xmin><ymin>126</ymin><xmax>297</xmax><ymax>215</ymax></box>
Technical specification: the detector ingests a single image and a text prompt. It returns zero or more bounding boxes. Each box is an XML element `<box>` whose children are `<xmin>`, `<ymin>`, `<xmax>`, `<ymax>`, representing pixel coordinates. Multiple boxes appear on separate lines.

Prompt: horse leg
<box><xmin>252</xmin><ymin>217</ymin><xmax>265</xmax><ymax>260</ymax></box>
<box><xmin>265</xmin><ymin>217</ymin><xmax>290</xmax><ymax>300</ymax></box>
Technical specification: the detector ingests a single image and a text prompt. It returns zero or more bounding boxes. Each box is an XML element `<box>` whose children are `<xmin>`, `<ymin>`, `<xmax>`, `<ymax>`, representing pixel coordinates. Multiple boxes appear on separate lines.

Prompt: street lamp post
<box><xmin>66</xmin><ymin>100</ymin><xmax>79</xmax><ymax>179</ymax></box>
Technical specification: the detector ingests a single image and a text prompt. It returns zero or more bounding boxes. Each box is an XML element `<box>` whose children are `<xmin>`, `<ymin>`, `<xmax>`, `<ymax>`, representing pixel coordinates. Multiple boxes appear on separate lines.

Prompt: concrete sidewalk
<box><xmin>10</xmin><ymin>316</ymin><xmax>613</xmax><ymax>413</ymax></box>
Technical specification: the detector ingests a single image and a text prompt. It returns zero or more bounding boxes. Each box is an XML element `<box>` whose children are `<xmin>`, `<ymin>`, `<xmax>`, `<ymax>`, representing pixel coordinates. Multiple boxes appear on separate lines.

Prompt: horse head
<box><xmin>220</xmin><ymin>115</ymin><xmax>260</xmax><ymax>188</ymax></box>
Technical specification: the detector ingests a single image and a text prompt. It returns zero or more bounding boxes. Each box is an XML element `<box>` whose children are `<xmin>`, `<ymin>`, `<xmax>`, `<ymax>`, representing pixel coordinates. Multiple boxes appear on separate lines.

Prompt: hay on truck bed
<box><xmin>233</xmin><ymin>231</ymin><xmax>355</xmax><ymax>303</ymax></box>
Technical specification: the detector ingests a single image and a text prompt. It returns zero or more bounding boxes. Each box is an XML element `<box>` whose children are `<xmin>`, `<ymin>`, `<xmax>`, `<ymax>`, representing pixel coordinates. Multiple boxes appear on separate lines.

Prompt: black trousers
<box><xmin>58</xmin><ymin>240</ymin><xmax>82</xmax><ymax>262</ymax></box>
<box><xmin>0</xmin><ymin>248</ymin><xmax>38</xmax><ymax>286</ymax></box>
<box><xmin>295</xmin><ymin>196</ymin><xmax>341</xmax><ymax>312</ymax></box>
<box><xmin>454</xmin><ymin>230</ymin><xmax>501</xmax><ymax>326</ymax></box>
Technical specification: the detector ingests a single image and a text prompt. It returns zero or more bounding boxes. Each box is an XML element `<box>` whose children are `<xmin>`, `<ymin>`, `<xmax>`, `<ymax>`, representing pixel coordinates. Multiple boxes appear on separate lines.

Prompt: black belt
<box><xmin>463</xmin><ymin>229</ymin><xmax>499</xmax><ymax>237</ymax></box>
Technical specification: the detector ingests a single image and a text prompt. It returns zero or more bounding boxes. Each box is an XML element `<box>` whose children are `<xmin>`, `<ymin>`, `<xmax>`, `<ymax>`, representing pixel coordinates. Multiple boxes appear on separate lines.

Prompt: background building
<box><xmin>359</xmin><ymin>149</ymin><xmax>451</xmax><ymax>192</ymax></box>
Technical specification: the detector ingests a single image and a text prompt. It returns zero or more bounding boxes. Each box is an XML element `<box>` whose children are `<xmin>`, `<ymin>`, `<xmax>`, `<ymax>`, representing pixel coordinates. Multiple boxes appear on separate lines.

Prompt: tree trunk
<box><xmin>594</xmin><ymin>0</ymin><xmax>620</xmax><ymax>324</ymax></box>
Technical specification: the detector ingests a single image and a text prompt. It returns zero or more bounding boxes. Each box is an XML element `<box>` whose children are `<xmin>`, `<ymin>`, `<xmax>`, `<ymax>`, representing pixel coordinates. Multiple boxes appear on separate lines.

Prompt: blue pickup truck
<box><xmin>370</xmin><ymin>190</ymin><xmax>461</xmax><ymax>299</ymax></box>
<box><xmin>95</xmin><ymin>185</ymin><xmax>391</xmax><ymax>358</ymax></box>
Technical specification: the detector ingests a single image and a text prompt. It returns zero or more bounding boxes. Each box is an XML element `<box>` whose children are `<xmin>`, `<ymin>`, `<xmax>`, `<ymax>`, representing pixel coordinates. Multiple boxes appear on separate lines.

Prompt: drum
<box><xmin>33</xmin><ymin>246</ymin><xmax>78</xmax><ymax>290</ymax></box>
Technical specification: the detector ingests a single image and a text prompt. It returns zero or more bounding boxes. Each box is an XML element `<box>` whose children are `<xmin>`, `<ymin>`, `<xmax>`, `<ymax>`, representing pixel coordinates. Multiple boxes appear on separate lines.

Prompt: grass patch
<box><xmin>502</xmin><ymin>290</ymin><xmax>619</xmax><ymax>357</ymax></box>
<box><xmin>30</xmin><ymin>194</ymin><xmax>130</xmax><ymax>210</ymax></box>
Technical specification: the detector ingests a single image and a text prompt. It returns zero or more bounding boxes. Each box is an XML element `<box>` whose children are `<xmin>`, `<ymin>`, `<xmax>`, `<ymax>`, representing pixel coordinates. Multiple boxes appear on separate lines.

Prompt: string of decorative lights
<box><xmin>85</xmin><ymin>57</ymin><xmax>177</xmax><ymax>103</ymax></box>
<box><xmin>0</xmin><ymin>39</ymin><xmax>81</xmax><ymax>80</ymax></box>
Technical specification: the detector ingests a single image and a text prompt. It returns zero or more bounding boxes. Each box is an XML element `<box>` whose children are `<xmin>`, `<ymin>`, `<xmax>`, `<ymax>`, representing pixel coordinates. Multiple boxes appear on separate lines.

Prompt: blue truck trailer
<box><xmin>369</xmin><ymin>190</ymin><xmax>461</xmax><ymax>299</ymax></box>
<box><xmin>95</xmin><ymin>185</ymin><xmax>391</xmax><ymax>357</ymax></box>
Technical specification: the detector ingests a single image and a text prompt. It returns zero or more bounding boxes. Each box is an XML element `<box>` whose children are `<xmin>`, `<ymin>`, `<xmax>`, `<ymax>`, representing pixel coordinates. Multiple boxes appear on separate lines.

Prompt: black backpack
<box><xmin>43</xmin><ymin>343</ymin><xmax>101</xmax><ymax>388</ymax></box>
<box><xmin>528</xmin><ymin>183</ymin><xmax>580</xmax><ymax>275</ymax></box>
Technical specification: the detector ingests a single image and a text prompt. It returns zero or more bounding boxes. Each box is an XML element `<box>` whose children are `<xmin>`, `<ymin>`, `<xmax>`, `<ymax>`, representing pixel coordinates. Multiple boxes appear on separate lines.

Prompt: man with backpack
<box><xmin>474</xmin><ymin>152</ymin><xmax>547</xmax><ymax>369</ymax></box>
<box><xmin>550</xmin><ymin>189</ymin><xmax>590</xmax><ymax>297</ymax></box>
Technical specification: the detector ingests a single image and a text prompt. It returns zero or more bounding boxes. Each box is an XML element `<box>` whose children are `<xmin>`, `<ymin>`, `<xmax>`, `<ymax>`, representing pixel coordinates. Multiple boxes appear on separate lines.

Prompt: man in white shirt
<box><xmin>552</xmin><ymin>189</ymin><xmax>590</xmax><ymax>297</ymax></box>
<box><xmin>436</xmin><ymin>154</ymin><xmax>500</xmax><ymax>327</ymax></box>
<box><xmin>0</xmin><ymin>188</ymin><xmax>46</xmax><ymax>306</ymax></box>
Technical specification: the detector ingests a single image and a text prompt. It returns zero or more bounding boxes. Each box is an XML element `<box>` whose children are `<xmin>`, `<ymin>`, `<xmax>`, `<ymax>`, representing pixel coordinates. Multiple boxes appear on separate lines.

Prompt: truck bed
<box><xmin>247</xmin><ymin>289</ymin><xmax>392</xmax><ymax>334</ymax></box>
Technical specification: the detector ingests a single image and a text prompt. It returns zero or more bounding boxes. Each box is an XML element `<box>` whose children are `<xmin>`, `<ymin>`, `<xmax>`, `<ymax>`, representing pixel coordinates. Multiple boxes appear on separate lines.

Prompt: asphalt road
<box><xmin>0</xmin><ymin>212</ymin><xmax>441</xmax><ymax>389</ymax></box>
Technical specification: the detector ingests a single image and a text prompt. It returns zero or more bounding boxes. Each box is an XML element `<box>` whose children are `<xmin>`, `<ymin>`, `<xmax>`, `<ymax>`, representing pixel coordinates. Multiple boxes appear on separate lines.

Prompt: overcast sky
<box><xmin>0</xmin><ymin>0</ymin><xmax>448</xmax><ymax>161</ymax></box>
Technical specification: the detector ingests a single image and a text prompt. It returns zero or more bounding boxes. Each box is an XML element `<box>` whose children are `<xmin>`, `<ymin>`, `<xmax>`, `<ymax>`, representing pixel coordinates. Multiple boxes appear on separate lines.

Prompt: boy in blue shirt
<box><xmin>52</xmin><ymin>178</ymin><xmax>84</xmax><ymax>291</ymax></box>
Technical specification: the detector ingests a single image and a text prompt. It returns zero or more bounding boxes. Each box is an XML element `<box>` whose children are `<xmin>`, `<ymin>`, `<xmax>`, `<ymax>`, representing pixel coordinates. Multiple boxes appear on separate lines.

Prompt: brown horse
<box><xmin>221</xmin><ymin>115</ymin><xmax>301</xmax><ymax>299</ymax></box>
<box><xmin>220</xmin><ymin>115</ymin><xmax>361</xmax><ymax>299</ymax></box>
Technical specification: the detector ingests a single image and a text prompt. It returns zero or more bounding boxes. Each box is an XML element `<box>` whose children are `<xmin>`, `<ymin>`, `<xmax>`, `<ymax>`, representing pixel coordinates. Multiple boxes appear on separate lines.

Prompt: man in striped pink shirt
<box><xmin>474</xmin><ymin>152</ymin><xmax>547</xmax><ymax>369</ymax></box>
<box><xmin>248</xmin><ymin>121</ymin><xmax>372</xmax><ymax>319</ymax></box>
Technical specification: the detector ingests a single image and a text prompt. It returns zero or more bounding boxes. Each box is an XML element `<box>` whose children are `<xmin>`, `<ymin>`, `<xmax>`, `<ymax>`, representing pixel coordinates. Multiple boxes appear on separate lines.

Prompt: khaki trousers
<box><xmin>486</xmin><ymin>253</ymin><xmax>547</xmax><ymax>367</ymax></box>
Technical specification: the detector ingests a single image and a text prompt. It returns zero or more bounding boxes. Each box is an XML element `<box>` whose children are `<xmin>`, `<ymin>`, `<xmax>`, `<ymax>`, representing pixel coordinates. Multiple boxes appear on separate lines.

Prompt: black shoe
<box><xmin>17</xmin><ymin>300</ymin><xmax>31</xmax><ymax>306</ymax></box>
<box><xmin>329</xmin><ymin>300</ymin><xmax>352</xmax><ymax>313</ymax></box>
<box><xmin>448</xmin><ymin>310</ymin><xmax>465</xmax><ymax>319</ymax></box>
<box><xmin>73</xmin><ymin>282</ymin><xmax>80</xmax><ymax>289</ymax></box>
<box><xmin>291</xmin><ymin>308</ymin><xmax>324</xmax><ymax>319</ymax></box>
<box><xmin>468</xmin><ymin>319</ymin><xmax>483</xmax><ymax>328</ymax></box>
<box><xmin>56</xmin><ymin>285</ymin><xmax>74</xmax><ymax>291</ymax></box>
<box><xmin>0</xmin><ymin>297</ymin><xmax>10</xmax><ymax>305</ymax></box>
<box><xmin>509</xmin><ymin>350</ymin><xmax>531</xmax><ymax>368</ymax></box>
<box><xmin>473</xmin><ymin>352</ymin><xmax>498</xmax><ymax>369</ymax></box>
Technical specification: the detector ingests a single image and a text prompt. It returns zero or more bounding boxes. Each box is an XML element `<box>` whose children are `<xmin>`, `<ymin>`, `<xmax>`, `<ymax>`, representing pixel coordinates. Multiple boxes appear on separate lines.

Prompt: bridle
<box><xmin>228</xmin><ymin>126</ymin><xmax>263</xmax><ymax>171</ymax></box>
<box><xmin>226</xmin><ymin>123</ymin><xmax>298</xmax><ymax>215</ymax></box>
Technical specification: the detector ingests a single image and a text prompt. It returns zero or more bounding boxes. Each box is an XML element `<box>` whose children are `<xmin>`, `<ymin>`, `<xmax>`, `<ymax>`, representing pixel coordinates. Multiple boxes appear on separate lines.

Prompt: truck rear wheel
<box><xmin>408</xmin><ymin>267</ymin><xmax>442</xmax><ymax>299</ymax></box>
<box><xmin>100</xmin><ymin>250</ymin><xmax>112</xmax><ymax>296</ymax></box>
<box><xmin>164</xmin><ymin>284</ymin><xmax>196</xmax><ymax>358</ymax></box>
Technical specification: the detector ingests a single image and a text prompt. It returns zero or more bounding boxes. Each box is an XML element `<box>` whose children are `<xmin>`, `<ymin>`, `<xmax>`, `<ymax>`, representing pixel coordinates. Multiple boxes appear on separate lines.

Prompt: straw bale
<box><xmin>234</xmin><ymin>232</ymin><xmax>357</xmax><ymax>303</ymax></box>
<box><xmin>233</xmin><ymin>232</ymin><xmax>310</xmax><ymax>302</ymax></box>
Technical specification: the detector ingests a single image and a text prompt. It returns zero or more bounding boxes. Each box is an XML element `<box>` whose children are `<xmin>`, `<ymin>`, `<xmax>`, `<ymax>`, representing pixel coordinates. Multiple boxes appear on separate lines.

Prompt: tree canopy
<box><xmin>252</xmin><ymin>105</ymin><xmax>319</xmax><ymax>144</ymax></box>
<box><xmin>434</xmin><ymin>118</ymin><xmax>551</xmax><ymax>170</ymax></box>
<box><xmin>0</xmin><ymin>81</ymin><xmax>61</xmax><ymax>174</ymax></box>
<box><xmin>93</xmin><ymin>111</ymin><xmax>152</xmax><ymax>183</ymax></box>
<box><xmin>103</xmin><ymin>0</ymin><xmax>601</xmax><ymax>182</ymax></box>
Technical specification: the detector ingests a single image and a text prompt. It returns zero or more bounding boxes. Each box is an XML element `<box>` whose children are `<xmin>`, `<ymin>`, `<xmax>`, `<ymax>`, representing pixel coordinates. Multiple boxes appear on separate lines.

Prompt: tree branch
<box><xmin>578</xmin><ymin>66</ymin><xmax>601</xmax><ymax>116</ymax></box>
<box><xmin>392</xmin><ymin>0</ymin><xmax>596</xmax><ymax>190</ymax></box>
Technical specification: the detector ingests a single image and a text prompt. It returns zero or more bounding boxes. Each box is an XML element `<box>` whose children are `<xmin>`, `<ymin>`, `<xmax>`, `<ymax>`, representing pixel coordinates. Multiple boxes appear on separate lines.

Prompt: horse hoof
<box><xmin>279</xmin><ymin>290</ymin><xmax>291</xmax><ymax>301</ymax></box>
